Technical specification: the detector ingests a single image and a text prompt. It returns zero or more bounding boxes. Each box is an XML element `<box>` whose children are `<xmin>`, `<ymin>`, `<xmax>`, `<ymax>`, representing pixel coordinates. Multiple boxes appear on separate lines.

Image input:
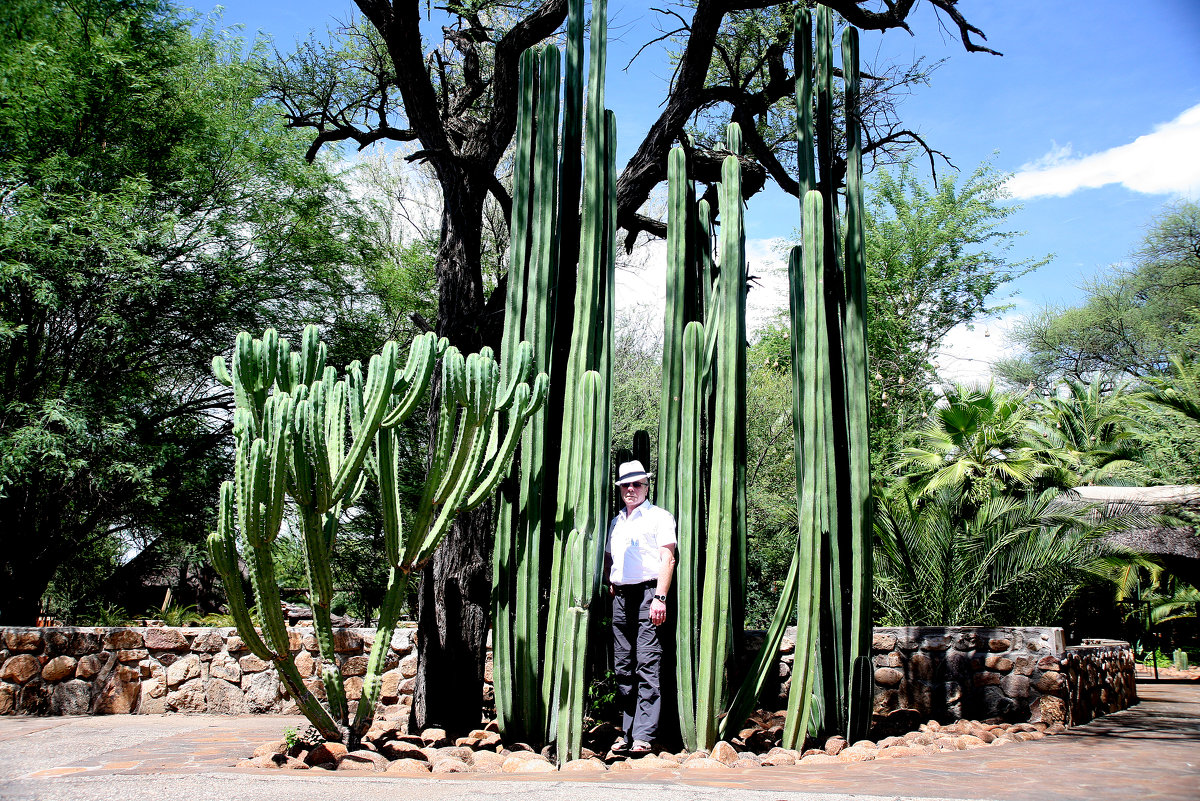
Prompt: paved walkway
<box><xmin>1</xmin><ymin>681</ymin><xmax>1197</xmax><ymax>801</ymax></box>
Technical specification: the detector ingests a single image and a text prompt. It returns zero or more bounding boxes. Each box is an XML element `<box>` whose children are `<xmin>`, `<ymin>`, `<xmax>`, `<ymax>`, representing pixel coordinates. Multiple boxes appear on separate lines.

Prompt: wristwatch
<box><xmin>653</xmin><ymin>594</ymin><xmax>667</xmax><ymax>602</ymax></box>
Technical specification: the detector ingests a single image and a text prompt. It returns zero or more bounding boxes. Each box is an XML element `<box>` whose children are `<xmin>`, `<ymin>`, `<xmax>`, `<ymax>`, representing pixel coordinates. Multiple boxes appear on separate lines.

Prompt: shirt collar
<box><xmin>620</xmin><ymin>499</ymin><xmax>653</xmax><ymax>521</ymax></box>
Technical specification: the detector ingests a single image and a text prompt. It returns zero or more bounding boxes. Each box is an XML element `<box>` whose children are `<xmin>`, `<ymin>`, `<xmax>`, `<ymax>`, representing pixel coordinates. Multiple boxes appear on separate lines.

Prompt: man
<box><xmin>605</xmin><ymin>459</ymin><xmax>677</xmax><ymax>755</ymax></box>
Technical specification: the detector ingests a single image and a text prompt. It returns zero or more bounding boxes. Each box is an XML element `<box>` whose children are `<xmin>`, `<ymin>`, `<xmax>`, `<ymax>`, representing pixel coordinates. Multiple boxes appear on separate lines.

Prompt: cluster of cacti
<box><xmin>780</xmin><ymin>7</ymin><xmax>874</xmax><ymax>747</ymax></box>
<box><xmin>658</xmin><ymin>123</ymin><xmax>749</xmax><ymax>752</ymax></box>
<box><xmin>661</xmin><ymin>7</ymin><xmax>873</xmax><ymax>752</ymax></box>
<box><xmin>208</xmin><ymin>325</ymin><xmax>546</xmax><ymax>745</ymax></box>
<box><xmin>490</xmin><ymin>0</ymin><xmax>617</xmax><ymax>764</ymax></box>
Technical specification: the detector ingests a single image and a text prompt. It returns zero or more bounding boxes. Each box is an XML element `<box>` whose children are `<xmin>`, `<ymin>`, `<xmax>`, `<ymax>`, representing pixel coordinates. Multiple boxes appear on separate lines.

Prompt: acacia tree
<box><xmin>997</xmin><ymin>201</ymin><xmax>1200</xmax><ymax>388</ymax></box>
<box><xmin>267</xmin><ymin>0</ymin><xmax>997</xmax><ymax>731</ymax></box>
<box><xmin>0</xmin><ymin>0</ymin><xmax>385</xmax><ymax>624</ymax></box>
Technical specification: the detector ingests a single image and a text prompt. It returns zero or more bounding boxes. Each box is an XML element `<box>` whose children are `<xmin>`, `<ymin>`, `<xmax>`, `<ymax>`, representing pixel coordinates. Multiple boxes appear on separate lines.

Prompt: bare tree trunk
<box><xmin>411</xmin><ymin>174</ymin><xmax>499</xmax><ymax>733</ymax></box>
<box><xmin>412</xmin><ymin>503</ymin><xmax>493</xmax><ymax>733</ymax></box>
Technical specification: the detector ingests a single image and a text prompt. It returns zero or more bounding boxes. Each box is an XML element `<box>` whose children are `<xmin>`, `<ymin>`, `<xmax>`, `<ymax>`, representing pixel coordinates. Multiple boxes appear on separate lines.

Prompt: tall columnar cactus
<box><xmin>665</xmin><ymin>122</ymin><xmax>750</xmax><ymax>752</ymax></box>
<box><xmin>778</xmin><ymin>6</ymin><xmax>874</xmax><ymax>747</ymax></box>
<box><xmin>209</xmin><ymin>325</ymin><xmax>546</xmax><ymax>745</ymax></box>
<box><xmin>490</xmin><ymin>0</ymin><xmax>616</xmax><ymax>763</ymax></box>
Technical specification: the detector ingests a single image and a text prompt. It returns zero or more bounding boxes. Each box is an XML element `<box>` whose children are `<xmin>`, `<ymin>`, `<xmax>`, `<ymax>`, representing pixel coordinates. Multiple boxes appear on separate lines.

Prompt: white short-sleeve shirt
<box><xmin>606</xmin><ymin>500</ymin><xmax>677</xmax><ymax>585</ymax></box>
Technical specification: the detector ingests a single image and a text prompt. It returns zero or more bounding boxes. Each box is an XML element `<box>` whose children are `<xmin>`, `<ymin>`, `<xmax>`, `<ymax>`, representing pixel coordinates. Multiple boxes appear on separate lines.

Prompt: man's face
<box><xmin>620</xmin><ymin>480</ymin><xmax>648</xmax><ymax>508</ymax></box>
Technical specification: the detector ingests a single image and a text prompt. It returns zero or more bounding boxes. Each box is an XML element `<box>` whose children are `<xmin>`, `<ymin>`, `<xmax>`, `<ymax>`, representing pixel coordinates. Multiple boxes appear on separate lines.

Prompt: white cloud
<box><xmin>1006</xmin><ymin>103</ymin><xmax>1200</xmax><ymax>200</ymax></box>
<box><xmin>613</xmin><ymin>236</ymin><xmax>793</xmax><ymax>338</ymax></box>
<box><xmin>934</xmin><ymin>312</ymin><xmax>1025</xmax><ymax>386</ymax></box>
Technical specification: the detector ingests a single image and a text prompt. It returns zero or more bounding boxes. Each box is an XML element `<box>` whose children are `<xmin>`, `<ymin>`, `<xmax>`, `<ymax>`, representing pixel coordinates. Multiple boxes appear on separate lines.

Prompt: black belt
<box><xmin>614</xmin><ymin>580</ymin><xmax>655</xmax><ymax>593</ymax></box>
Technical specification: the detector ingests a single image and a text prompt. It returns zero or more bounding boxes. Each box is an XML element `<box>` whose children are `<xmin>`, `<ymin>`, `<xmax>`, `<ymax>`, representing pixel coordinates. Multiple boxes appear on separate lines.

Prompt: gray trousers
<box><xmin>612</xmin><ymin>582</ymin><xmax>663</xmax><ymax>742</ymax></box>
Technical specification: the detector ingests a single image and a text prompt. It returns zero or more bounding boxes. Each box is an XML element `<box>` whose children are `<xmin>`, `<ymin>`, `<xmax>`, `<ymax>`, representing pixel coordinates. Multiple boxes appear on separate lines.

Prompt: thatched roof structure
<box><xmin>1070</xmin><ymin>485</ymin><xmax>1200</xmax><ymax>587</ymax></box>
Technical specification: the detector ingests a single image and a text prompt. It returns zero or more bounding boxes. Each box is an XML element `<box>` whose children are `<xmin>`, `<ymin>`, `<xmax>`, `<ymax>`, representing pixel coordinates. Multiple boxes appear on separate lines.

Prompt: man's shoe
<box><xmin>611</xmin><ymin>736</ymin><xmax>630</xmax><ymax>753</ymax></box>
<box><xmin>628</xmin><ymin>740</ymin><xmax>653</xmax><ymax>755</ymax></box>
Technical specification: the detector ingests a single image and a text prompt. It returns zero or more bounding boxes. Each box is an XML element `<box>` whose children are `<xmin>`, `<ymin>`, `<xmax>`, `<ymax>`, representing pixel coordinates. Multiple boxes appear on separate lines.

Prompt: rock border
<box><xmin>240</xmin><ymin>714</ymin><xmax>1068</xmax><ymax>774</ymax></box>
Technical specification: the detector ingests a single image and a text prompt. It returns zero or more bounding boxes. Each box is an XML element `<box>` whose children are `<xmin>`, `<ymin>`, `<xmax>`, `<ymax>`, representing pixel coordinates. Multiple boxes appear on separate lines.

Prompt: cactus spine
<box><xmin>209</xmin><ymin>326</ymin><xmax>546</xmax><ymax>745</ymax></box>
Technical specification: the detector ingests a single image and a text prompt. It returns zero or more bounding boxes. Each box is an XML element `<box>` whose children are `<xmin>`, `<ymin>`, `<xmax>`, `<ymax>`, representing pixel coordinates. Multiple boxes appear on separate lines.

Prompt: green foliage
<box><xmin>1028</xmin><ymin>376</ymin><xmax>1143</xmax><ymax>487</ymax></box>
<box><xmin>283</xmin><ymin>726</ymin><xmax>299</xmax><ymax>751</ymax></box>
<box><xmin>873</xmin><ymin>485</ymin><xmax>1132</xmax><ymax>626</ymax></box>
<box><xmin>79</xmin><ymin>603</ymin><xmax>134</xmax><ymax>627</ymax></box>
<box><xmin>864</xmin><ymin>161</ymin><xmax>1047</xmax><ymax>457</ymax></box>
<box><xmin>997</xmin><ymin>201</ymin><xmax>1200</xmax><ymax>387</ymax></box>
<box><xmin>155</xmin><ymin>604</ymin><xmax>202</xmax><ymax>627</ymax></box>
<box><xmin>897</xmin><ymin>383</ymin><xmax>1048</xmax><ymax>503</ymax></box>
<box><xmin>0</xmin><ymin>0</ymin><xmax>386</xmax><ymax>623</ymax></box>
<box><xmin>1141</xmin><ymin>356</ymin><xmax>1200</xmax><ymax>424</ymax></box>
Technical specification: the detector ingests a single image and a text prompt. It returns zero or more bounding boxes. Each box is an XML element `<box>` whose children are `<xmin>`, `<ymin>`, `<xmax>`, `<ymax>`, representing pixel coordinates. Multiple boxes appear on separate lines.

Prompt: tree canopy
<box><xmin>997</xmin><ymin>201</ymin><xmax>1200</xmax><ymax>388</ymax></box>
<box><xmin>0</xmin><ymin>0</ymin><xmax>387</xmax><ymax>623</ymax></box>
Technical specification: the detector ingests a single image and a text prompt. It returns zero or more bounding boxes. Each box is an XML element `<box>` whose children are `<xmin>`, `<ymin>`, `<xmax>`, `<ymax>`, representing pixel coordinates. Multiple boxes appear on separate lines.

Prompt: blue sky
<box><xmin>216</xmin><ymin>0</ymin><xmax>1200</xmax><ymax>378</ymax></box>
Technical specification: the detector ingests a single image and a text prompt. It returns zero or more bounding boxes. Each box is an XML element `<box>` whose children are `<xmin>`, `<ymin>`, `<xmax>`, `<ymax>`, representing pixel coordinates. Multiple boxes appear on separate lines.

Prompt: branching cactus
<box><xmin>209</xmin><ymin>325</ymin><xmax>546</xmax><ymax>745</ymax></box>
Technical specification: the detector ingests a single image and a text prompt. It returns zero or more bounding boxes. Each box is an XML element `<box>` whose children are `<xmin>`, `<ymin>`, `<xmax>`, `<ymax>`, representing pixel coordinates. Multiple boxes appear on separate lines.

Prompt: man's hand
<box><xmin>649</xmin><ymin>597</ymin><xmax>667</xmax><ymax>626</ymax></box>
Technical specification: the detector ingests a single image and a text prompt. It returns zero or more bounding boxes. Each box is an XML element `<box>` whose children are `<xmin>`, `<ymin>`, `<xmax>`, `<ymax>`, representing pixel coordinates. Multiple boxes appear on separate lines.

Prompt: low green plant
<box><xmin>283</xmin><ymin>726</ymin><xmax>299</xmax><ymax>751</ymax></box>
<box><xmin>82</xmin><ymin>602</ymin><xmax>132</xmax><ymax>626</ymax></box>
<box><xmin>154</xmin><ymin>603</ymin><xmax>202</xmax><ymax>626</ymax></box>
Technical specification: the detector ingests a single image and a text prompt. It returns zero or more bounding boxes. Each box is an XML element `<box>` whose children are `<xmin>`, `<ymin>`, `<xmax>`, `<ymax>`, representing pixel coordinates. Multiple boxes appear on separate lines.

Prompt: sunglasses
<box><xmin>621</xmin><ymin>482</ymin><xmax>646</xmax><ymax>489</ymax></box>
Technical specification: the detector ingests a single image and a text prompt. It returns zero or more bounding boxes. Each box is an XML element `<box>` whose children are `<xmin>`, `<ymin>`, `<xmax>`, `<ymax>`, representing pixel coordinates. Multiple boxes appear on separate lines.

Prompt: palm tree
<box><xmin>1029</xmin><ymin>375</ymin><xmax>1142</xmax><ymax>487</ymax></box>
<box><xmin>873</xmin><ymin>483</ymin><xmax>1138</xmax><ymax>626</ymax></box>
<box><xmin>898</xmin><ymin>383</ymin><xmax>1048</xmax><ymax>503</ymax></box>
<box><xmin>1140</xmin><ymin>356</ymin><xmax>1200</xmax><ymax>423</ymax></box>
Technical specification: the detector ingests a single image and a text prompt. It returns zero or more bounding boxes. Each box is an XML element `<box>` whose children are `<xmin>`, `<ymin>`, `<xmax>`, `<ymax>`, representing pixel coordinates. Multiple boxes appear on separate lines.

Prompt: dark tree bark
<box><xmin>272</xmin><ymin>0</ymin><xmax>994</xmax><ymax>733</ymax></box>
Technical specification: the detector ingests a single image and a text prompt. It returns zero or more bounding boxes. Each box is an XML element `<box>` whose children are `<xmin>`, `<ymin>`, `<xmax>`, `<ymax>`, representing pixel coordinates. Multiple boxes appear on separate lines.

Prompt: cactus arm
<box><xmin>303</xmin><ymin>383</ymin><xmax>333</xmax><ymax>511</ymax></box>
<box><xmin>275</xmin><ymin>656</ymin><xmax>343</xmax><ymax>743</ymax></box>
<box><xmin>675</xmin><ymin>320</ymin><xmax>704</xmax><ymax>749</ymax></box>
<box><xmin>212</xmin><ymin>355</ymin><xmax>232</xmax><ymax>386</ymax></box>
<box><xmin>208</xmin><ymin>483</ymin><xmax>273</xmax><ymax>662</ymax></box>
<box><xmin>330</xmin><ymin>343</ymin><xmax>397</xmax><ymax>501</ymax></box>
<box><xmin>378</xmin><ymin>426</ymin><xmax>406</xmax><ymax>570</ymax></box>
<box><xmin>795</xmin><ymin>9</ymin><xmax>815</xmax><ymax>199</ymax></box>
<box><xmin>421</xmin><ymin>408</ymin><xmax>490</xmax><ymax>555</ymax></box>
<box><xmin>298</xmin><ymin>325</ymin><xmax>324</xmax><ymax>386</ymax></box>
<box><xmin>382</xmin><ymin>331</ymin><xmax>439</xmax><ymax>427</ymax></box>
<box><xmin>404</xmin><ymin>371</ymin><xmax>460</xmax><ymax>566</ymax></box>
<box><xmin>231</xmin><ymin>332</ymin><xmax>258</xmax><ymax>417</ymax></box>
<box><xmin>498</xmin><ymin>47</ymin><xmax>537</xmax><ymax>389</ymax></box>
<box><xmin>243</xmin><ymin>442</ymin><xmax>290</xmax><ymax>659</ymax></box>
<box><xmin>288</xmin><ymin>398</ymin><xmax>315</xmax><ymax>508</ymax></box>
<box><xmin>263</xmin><ymin>394</ymin><xmax>292</xmax><ymax>544</ymax></box>
<box><xmin>721</xmin><ymin>545</ymin><xmax>800</xmax><ymax>741</ymax></box>
<box><xmin>529</xmin><ymin>44</ymin><xmax>561</xmax><ymax>373</ymax></box>
<box><xmin>659</xmin><ymin>145</ymin><xmax>690</xmax><ymax>522</ymax></box>
<box><xmin>841</xmin><ymin>25</ymin><xmax>874</xmax><ymax>743</ymax></box>
<box><xmin>261</xmin><ymin>328</ymin><xmax>280</xmax><ymax>391</ymax></box>
<box><xmin>464</xmin><ymin>379</ymin><xmax>545</xmax><ymax>510</ymax></box>
<box><xmin>494</xmin><ymin>340</ymin><xmax>534</xmax><ymax>411</ymax></box>
<box><xmin>694</xmin><ymin>142</ymin><xmax>746</xmax><ymax>750</ymax></box>
<box><xmin>782</xmin><ymin>196</ymin><xmax>829</xmax><ymax>748</ymax></box>
<box><xmin>297</xmin><ymin>505</ymin><xmax>346</xmax><ymax>724</ymax></box>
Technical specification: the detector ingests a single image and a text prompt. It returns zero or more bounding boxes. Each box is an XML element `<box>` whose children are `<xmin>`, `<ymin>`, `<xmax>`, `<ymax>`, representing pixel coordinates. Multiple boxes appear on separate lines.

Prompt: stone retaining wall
<box><xmin>0</xmin><ymin>626</ymin><xmax>415</xmax><ymax>721</ymax></box>
<box><xmin>825</xmin><ymin>627</ymin><xmax>1074</xmax><ymax>733</ymax></box>
<box><xmin>1</xmin><ymin>625</ymin><xmax>1136</xmax><ymax>731</ymax></box>
<box><xmin>1064</xmin><ymin>639</ymin><xmax>1138</xmax><ymax>725</ymax></box>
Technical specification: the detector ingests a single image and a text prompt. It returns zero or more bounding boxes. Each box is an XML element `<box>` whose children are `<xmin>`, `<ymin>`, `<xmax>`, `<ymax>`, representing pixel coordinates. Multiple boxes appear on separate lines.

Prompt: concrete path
<box><xmin>1</xmin><ymin>681</ymin><xmax>1196</xmax><ymax>801</ymax></box>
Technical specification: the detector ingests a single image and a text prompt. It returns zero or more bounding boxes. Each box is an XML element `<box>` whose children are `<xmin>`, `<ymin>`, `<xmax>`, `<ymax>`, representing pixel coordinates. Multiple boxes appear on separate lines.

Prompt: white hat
<box><xmin>614</xmin><ymin>460</ymin><xmax>653</xmax><ymax>486</ymax></box>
